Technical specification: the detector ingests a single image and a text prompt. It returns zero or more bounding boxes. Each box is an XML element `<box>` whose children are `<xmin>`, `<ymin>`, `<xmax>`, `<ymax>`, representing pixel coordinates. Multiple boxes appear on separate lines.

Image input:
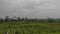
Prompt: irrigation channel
<box><xmin>14</xmin><ymin>29</ymin><xmax>16</xmax><ymax>34</ymax></box>
<box><xmin>6</xmin><ymin>28</ymin><xmax>16</xmax><ymax>34</ymax></box>
<box><xmin>6</xmin><ymin>29</ymin><xmax>10</xmax><ymax>34</ymax></box>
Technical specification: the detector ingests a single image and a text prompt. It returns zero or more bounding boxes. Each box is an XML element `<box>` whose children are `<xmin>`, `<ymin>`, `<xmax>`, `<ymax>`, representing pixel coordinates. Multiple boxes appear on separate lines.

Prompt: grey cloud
<box><xmin>0</xmin><ymin>0</ymin><xmax>60</xmax><ymax>18</ymax></box>
<box><xmin>0</xmin><ymin>0</ymin><xmax>16</xmax><ymax>17</ymax></box>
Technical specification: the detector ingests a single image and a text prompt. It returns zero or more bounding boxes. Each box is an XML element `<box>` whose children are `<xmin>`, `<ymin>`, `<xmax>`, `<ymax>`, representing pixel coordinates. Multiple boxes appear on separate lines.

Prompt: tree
<box><xmin>17</xmin><ymin>17</ymin><xmax>20</xmax><ymax>21</ymax></box>
<box><xmin>0</xmin><ymin>18</ymin><xmax>3</xmax><ymax>24</ymax></box>
<box><xmin>12</xmin><ymin>16</ymin><xmax>17</xmax><ymax>21</ymax></box>
<box><xmin>24</xmin><ymin>17</ymin><xmax>28</xmax><ymax>21</ymax></box>
<box><xmin>47</xmin><ymin>17</ymin><xmax>55</xmax><ymax>22</ymax></box>
<box><xmin>5</xmin><ymin>16</ymin><xmax>9</xmax><ymax>22</ymax></box>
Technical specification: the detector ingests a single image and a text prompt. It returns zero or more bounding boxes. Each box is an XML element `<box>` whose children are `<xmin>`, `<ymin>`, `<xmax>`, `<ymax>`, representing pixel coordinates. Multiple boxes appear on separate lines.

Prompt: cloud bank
<box><xmin>0</xmin><ymin>0</ymin><xmax>60</xmax><ymax>18</ymax></box>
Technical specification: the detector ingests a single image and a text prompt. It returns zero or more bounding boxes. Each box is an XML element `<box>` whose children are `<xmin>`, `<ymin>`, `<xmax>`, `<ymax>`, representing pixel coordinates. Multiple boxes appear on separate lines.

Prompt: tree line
<box><xmin>0</xmin><ymin>16</ymin><xmax>60</xmax><ymax>23</ymax></box>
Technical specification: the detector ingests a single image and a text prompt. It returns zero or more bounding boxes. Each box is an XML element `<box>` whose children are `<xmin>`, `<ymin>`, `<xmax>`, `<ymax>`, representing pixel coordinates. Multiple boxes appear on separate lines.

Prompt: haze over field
<box><xmin>0</xmin><ymin>0</ymin><xmax>60</xmax><ymax>18</ymax></box>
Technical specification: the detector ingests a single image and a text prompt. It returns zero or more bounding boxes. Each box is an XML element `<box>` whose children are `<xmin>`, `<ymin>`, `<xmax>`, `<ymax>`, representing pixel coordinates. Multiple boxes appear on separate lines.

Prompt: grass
<box><xmin>0</xmin><ymin>22</ymin><xmax>60</xmax><ymax>34</ymax></box>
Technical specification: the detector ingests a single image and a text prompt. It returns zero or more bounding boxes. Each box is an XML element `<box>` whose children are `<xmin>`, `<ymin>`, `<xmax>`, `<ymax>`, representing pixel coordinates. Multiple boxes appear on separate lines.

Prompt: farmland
<box><xmin>0</xmin><ymin>22</ymin><xmax>60</xmax><ymax>34</ymax></box>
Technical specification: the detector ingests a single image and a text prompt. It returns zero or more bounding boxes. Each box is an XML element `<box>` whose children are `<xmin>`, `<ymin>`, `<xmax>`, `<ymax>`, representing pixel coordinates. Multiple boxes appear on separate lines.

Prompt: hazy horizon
<box><xmin>0</xmin><ymin>0</ymin><xmax>60</xmax><ymax>18</ymax></box>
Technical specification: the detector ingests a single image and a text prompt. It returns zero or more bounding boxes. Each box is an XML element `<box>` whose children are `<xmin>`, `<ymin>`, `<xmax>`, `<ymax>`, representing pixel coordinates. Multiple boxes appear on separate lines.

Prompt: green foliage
<box><xmin>4</xmin><ymin>16</ymin><xmax>9</xmax><ymax>22</ymax></box>
<box><xmin>0</xmin><ymin>22</ymin><xmax>60</xmax><ymax>34</ymax></box>
<box><xmin>0</xmin><ymin>16</ymin><xmax>60</xmax><ymax>23</ymax></box>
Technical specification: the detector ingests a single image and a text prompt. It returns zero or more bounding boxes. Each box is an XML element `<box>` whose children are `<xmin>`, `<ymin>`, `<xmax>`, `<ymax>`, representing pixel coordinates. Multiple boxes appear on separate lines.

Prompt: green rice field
<box><xmin>0</xmin><ymin>22</ymin><xmax>60</xmax><ymax>34</ymax></box>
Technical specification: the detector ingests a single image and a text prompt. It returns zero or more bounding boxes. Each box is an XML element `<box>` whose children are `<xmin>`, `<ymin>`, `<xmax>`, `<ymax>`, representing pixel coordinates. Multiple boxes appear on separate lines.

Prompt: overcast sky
<box><xmin>0</xmin><ymin>0</ymin><xmax>60</xmax><ymax>18</ymax></box>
